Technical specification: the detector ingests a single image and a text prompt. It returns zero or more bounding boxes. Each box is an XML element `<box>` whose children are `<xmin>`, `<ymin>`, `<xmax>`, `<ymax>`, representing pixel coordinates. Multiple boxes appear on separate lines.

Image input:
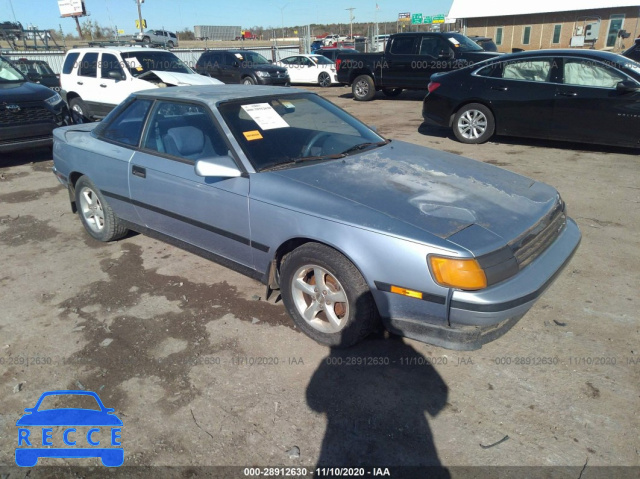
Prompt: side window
<box><xmin>225</xmin><ymin>53</ymin><xmax>239</xmax><ymax>65</ymax></box>
<box><xmin>418</xmin><ymin>37</ymin><xmax>441</xmax><ymax>57</ymax></box>
<box><xmin>563</xmin><ymin>58</ymin><xmax>626</xmax><ymax>88</ymax></box>
<box><xmin>390</xmin><ymin>36</ymin><xmax>416</xmax><ymax>55</ymax></box>
<box><xmin>100</xmin><ymin>99</ymin><xmax>153</xmax><ymax>146</ymax></box>
<box><xmin>475</xmin><ymin>63</ymin><xmax>501</xmax><ymax>78</ymax></box>
<box><xmin>78</xmin><ymin>52</ymin><xmax>98</xmax><ymax>77</ymax></box>
<box><xmin>170</xmin><ymin>33</ymin><xmax>177</xmax><ymax>39</ymax></box>
<box><xmin>143</xmin><ymin>102</ymin><xmax>228</xmax><ymax>161</ymax></box>
<box><xmin>101</xmin><ymin>53</ymin><xmax>124</xmax><ymax>79</ymax></box>
<box><xmin>63</xmin><ymin>52</ymin><xmax>80</xmax><ymax>74</ymax></box>
<box><xmin>503</xmin><ymin>59</ymin><xmax>552</xmax><ymax>82</ymax></box>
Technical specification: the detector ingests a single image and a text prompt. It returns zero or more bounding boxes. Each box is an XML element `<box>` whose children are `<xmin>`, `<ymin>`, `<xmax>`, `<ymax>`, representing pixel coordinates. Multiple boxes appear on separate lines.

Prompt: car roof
<box><xmin>68</xmin><ymin>47</ymin><xmax>170</xmax><ymax>54</ymax></box>
<box><xmin>133</xmin><ymin>84</ymin><xmax>309</xmax><ymax>104</ymax></box>
<box><xmin>497</xmin><ymin>48</ymin><xmax>633</xmax><ymax>63</ymax></box>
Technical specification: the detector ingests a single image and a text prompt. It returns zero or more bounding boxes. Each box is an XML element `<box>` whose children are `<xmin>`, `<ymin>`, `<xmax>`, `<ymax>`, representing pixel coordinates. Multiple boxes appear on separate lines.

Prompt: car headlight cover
<box><xmin>256</xmin><ymin>71</ymin><xmax>271</xmax><ymax>77</ymax></box>
<box><xmin>429</xmin><ymin>255</ymin><xmax>487</xmax><ymax>290</ymax></box>
<box><xmin>44</xmin><ymin>92</ymin><xmax>63</xmax><ymax>107</ymax></box>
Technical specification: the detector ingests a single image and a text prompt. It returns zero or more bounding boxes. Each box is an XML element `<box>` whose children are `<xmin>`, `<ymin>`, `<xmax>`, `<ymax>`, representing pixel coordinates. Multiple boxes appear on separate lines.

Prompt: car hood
<box><xmin>248</xmin><ymin>64</ymin><xmax>287</xmax><ymax>74</ymax></box>
<box><xmin>262</xmin><ymin>141</ymin><xmax>559</xmax><ymax>245</ymax></box>
<box><xmin>16</xmin><ymin>409</ymin><xmax>123</xmax><ymax>426</ymax></box>
<box><xmin>0</xmin><ymin>80</ymin><xmax>58</xmax><ymax>101</ymax></box>
<box><xmin>147</xmin><ymin>70</ymin><xmax>222</xmax><ymax>86</ymax></box>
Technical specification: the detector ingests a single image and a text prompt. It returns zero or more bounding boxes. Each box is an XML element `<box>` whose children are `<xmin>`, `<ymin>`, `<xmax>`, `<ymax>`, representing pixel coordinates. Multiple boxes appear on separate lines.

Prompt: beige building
<box><xmin>448</xmin><ymin>0</ymin><xmax>640</xmax><ymax>53</ymax></box>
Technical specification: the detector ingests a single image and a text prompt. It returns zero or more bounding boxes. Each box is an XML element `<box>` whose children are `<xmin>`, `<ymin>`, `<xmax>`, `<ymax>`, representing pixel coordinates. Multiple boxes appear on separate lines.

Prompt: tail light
<box><xmin>427</xmin><ymin>81</ymin><xmax>441</xmax><ymax>93</ymax></box>
<box><xmin>336</xmin><ymin>59</ymin><xmax>342</xmax><ymax>71</ymax></box>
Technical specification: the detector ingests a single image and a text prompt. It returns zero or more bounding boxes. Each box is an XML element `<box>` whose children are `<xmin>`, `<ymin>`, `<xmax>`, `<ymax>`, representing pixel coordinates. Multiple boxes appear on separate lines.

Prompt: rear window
<box><xmin>63</xmin><ymin>52</ymin><xmax>80</xmax><ymax>74</ymax></box>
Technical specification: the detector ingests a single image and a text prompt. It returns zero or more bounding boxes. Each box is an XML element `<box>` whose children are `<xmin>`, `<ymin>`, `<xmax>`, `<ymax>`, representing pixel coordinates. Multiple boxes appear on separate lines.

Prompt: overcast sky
<box><xmin>6</xmin><ymin>0</ymin><xmax>453</xmax><ymax>34</ymax></box>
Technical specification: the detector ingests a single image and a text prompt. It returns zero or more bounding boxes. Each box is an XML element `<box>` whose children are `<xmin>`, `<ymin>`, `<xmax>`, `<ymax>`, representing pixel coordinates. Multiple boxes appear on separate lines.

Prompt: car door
<box><xmin>279</xmin><ymin>56</ymin><xmax>300</xmax><ymax>83</ymax></box>
<box><xmin>553</xmin><ymin>56</ymin><xmax>640</xmax><ymax>147</ymax></box>
<box><xmin>223</xmin><ymin>53</ymin><xmax>242</xmax><ymax>83</ymax></box>
<box><xmin>479</xmin><ymin>57</ymin><xmax>558</xmax><ymax>138</ymax></box>
<box><xmin>299</xmin><ymin>56</ymin><xmax>317</xmax><ymax>83</ymax></box>
<box><xmin>96</xmin><ymin>53</ymin><xmax>131</xmax><ymax>115</ymax></box>
<box><xmin>129</xmin><ymin>99</ymin><xmax>253</xmax><ymax>267</ymax></box>
<box><xmin>89</xmin><ymin>98</ymin><xmax>154</xmax><ymax>223</ymax></box>
<box><xmin>382</xmin><ymin>35</ymin><xmax>419</xmax><ymax>88</ymax></box>
<box><xmin>75</xmin><ymin>52</ymin><xmax>101</xmax><ymax>110</ymax></box>
<box><xmin>414</xmin><ymin>35</ymin><xmax>455</xmax><ymax>87</ymax></box>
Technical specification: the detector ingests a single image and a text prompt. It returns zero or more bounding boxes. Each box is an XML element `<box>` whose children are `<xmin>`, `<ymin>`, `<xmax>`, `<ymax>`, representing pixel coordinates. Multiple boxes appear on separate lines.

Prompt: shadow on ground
<box><xmin>307</xmin><ymin>333</ymin><xmax>450</xmax><ymax>477</ymax></box>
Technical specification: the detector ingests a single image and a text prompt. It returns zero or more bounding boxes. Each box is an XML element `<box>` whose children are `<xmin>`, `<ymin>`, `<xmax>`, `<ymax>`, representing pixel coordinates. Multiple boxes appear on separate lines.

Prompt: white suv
<box><xmin>60</xmin><ymin>47</ymin><xmax>220</xmax><ymax>122</ymax></box>
<box><xmin>134</xmin><ymin>29</ymin><xmax>179</xmax><ymax>48</ymax></box>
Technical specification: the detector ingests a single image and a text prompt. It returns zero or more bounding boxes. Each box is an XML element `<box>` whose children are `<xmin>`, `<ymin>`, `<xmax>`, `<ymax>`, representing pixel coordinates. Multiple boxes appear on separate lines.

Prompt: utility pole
<box><xmin>136</xmin><ymin>0</ymin><xmax>144</xmax><ymax>34</ymax></box>
<box><xmin>346</xmin><ymin>7</ymin><xmax>355</xmax><ymax>38</ymax></box>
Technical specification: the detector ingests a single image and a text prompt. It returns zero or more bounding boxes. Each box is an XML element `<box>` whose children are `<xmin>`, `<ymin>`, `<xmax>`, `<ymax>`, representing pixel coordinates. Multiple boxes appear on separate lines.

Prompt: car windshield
<box><xmin>311</xmin><ymin>55</ymin><xmax>333</xmax><ymax>65</ymax></box>
<box><xmin>0</xmin><ymin>57</ymin><xmax>26</xmax><ymax>82</ymax></box>
<box><xmin>120</xmin><ymin>51</ymin><xmax>192</xmax><ymax>76</ymax></box>
<box><xmin>445</xmin><ymin>33</ymin><xmax>484</xmax><ymax>52</ymax></box>
<box><xmin>218</xmin><ymin>93</ymin><xmax>386</xmax><ymax>171</ymax></box>
<box><xmin>237</xmin><ymin>51</ymin><xmax>270</xmax><ymax>65</ymax></box>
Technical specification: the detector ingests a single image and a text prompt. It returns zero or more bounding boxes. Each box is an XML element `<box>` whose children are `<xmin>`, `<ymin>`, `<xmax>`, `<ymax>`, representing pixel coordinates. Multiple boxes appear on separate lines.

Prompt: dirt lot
<box><xmin>0</xmin><ymin>85</ymin><xmax>638</xmax><ymax>478</ymax></box>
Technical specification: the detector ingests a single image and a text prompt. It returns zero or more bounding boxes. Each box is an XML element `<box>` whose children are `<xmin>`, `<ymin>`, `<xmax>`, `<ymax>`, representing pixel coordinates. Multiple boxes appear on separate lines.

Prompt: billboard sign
<box><xmin>398</xmin><ymin>12</ymin><xmax>411</xmax><ymax>23</ymax></box>
<box><xmin>58</xmin><ymin>0</ymin><xmax>86</xmax><ymax>18</ymax></box>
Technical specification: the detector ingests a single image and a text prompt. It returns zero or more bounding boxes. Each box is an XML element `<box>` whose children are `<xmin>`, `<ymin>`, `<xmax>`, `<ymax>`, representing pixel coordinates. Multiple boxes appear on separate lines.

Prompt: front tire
<box><xmin>452</xmin><ymin>103</ymin><xmax>495</xmax><ymax>144</ymax></box>
<box><xmin>69</xmin><ymin>97</ymin><xmax>90</xmax><ymax>124</ymax></box>
<box><xmin>382</xmin><ymin>88</ymin><xmax>403</xmax><ymax>97</ymax></box>
<box><xmin>167</xmin><ymin>41</ymin><xmax>174</xmax><ymax>48</ymax></box>
<box><xmin>280</xmin><ymin>243</ymin><xmax>378</xmax><ymax>347</ymax></box>
<box><xmin>242</xmin><ymin>76</ymin><xmax>256</xmax><ymax>85</ymax></box>
<box><xmin>352</xmin><ymin>74</ymin><xmax>376</xmax><ymax>101</ymax></box>
<box><xmin>75</xmin><ymin>176</ymin><xmax>128</xmax><ymax>242</ymax></box>
<box><xmin>318</xmin><ymin>71</ymin><xmax>332</xmax><ymax>87</ymax></box>
<box><xmin>142</xmin><ymin>36</ymin><xmax>150</xmax><ymax>45</ymax></box>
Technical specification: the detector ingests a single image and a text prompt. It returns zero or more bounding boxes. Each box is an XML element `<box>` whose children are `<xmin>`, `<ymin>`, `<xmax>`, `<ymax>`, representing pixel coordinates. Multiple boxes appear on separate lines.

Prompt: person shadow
<box><xmin>306</xmin><ymin>332</ymin><xmax>450</xmax><ymax>478</ymax></box>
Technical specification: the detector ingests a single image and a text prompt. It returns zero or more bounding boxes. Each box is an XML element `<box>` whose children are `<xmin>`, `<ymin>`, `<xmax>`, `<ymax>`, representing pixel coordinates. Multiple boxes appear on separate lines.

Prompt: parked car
<box><xmin>310</xmin><ymin>40</ymin><xmax>324</xmax><ymax>53</ymax></box>
<box><xmin>467</xmin><ymin>35</ymin><xmax>498</xmax><ymax>52</ymax></box>
<box><xmin>315</xmin><ymin>47</ymin><xmax>358</xmax><ymax>63</ymax></box>
<box><xmin>11</xmin><ymin>58</ymin><xmax>61</xmax><ymax>91</ymax></box>
<box><xmin>622</xmin><ymin>38</ymin><xmax>640</xmax><ymax>62</ymax></box>
<box><xmin>195</xmin><ymin>50</ymin><xmax>289</xmax><ymax>86</ymax></box>
<box><xmin>274</xmin><ymin>54</ymin><xmax>338</xmax><ymax>87</ymax></box>
<box><xmin>336</xmin><ymin>32</ymin><xmax>500</xmax><ymax>101</ymax></box>
<box><xmin>60</xmin><ymin>47</ymin><xmax>221</xmax><ymax>122</ymax></box>
<box><xmin>0</xmin><ymin>55</ymin><xmax>69</xmax><ymax>152</ymax></box>
<box><xmin>422</xmin><ymin>49</ymin><xmax>640</xmax><ymax>148</ymax></box>
<box><xmin>133</xmin><ymin>29</ymin><xmax>179</xmax><ymax>48</ymax></box>
<box><xmin>52</xmin><ymin>85</ymin><xmax>580</xmax><ymax>350</ymax></box>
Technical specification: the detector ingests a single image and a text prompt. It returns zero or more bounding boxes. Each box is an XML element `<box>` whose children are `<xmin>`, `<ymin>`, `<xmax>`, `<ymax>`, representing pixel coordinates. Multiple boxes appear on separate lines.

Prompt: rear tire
<box><xmin>318</xmin><ymin>71</ymin><xmax>332</xmax><ymax>87</ymax></box>
<box><xmin>167</xmin><ymin>41</ymin><xmax>174</xmax><ymax>48</ymax></box>
<box><xmin>75</xmin><ymin>176</ymin><xmax>128</xmax><ymax>242</ymax></box>
<box><xmin>452</xmin><ymin>103</ymin><xmax>495</xmax><ymax>144</ymax></box>
<box><xmin>352</xmin><ymin>74</ymin><xmax>376</xmax><ymax>101</ymax></box>
<box><xmin>142</xmin><ymin>36</ymin><xmax>150</xmax><ymax>45</ymax></box>
<box><xmin>280</xmin><ymin>243</ymin><xmax>378</xmax><ymax>347</ymax></box>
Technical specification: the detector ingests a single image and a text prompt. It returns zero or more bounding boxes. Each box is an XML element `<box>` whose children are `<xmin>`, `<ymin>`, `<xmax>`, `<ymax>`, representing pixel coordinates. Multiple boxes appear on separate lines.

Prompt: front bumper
<box><xmin>256</xmin><ymin>76</ymin><xmax>289</xmax><ymax>86</ymax></box>
<box><xmin>0</xmin><ymin>105</ymin><xmax>70</xmax><ymax>153</ymax></box>
<box><xmin>380</xmin><ymin>218</ymin><xmax>581</xmax><ymax>350</ymax></box>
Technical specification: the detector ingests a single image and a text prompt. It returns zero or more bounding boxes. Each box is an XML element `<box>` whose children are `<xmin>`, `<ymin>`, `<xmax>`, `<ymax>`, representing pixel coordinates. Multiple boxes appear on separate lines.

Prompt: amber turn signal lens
<box><xmin>429</xmin><ymin>256</ymin><xmax>487</xmax><ymax>290</ymax></box>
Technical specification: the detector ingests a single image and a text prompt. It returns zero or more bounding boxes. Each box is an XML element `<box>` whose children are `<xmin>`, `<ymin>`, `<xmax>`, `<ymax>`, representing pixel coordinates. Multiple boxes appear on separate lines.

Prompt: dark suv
<box><xmin>622</xmin><ymin>38</ymin><xmax>640</xmax><ymax>62</ymax></box>
<box><xmin>11</xmin><ymin>58</ymin><xmax>61</xmax><ymax>91</ymax></box>
<box><xmin>195</xmin><ymin>50</ymin><xmax>289</xmax><ymax>85</ymax></box>
<box><xmin>0</xmin><ymin>56</ymin><xmax>69</xmax><ymax>152</ymax></box>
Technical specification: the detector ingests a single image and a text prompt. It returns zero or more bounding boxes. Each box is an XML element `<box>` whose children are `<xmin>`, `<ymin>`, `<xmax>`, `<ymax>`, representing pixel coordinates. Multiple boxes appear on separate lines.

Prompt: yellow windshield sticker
<box><xmin>243</xmin><ymin>130</ymin><xmax>263</xmax><ymax>141</ymax></box>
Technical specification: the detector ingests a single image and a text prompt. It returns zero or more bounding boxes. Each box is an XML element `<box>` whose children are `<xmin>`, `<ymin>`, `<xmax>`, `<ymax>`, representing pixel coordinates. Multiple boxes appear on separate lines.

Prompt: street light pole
<box><xmin>136</xmin><ymin>0</ymin><xmax>144</xmax><ymax>33</ymax></box>
<box><xmin>279</xmin><ymin>3</ymin><xmax>289</xmax><ymax>40</ymax></box>
<box><xmin>346</xmin><ymin>7</ymin><xmax>355</xmax><ymax>39</ymax></box>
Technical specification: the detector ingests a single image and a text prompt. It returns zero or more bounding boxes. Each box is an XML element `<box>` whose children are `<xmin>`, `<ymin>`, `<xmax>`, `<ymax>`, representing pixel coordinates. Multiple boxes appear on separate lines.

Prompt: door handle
<box><xmin>132</xmin><ymin>165</ymin><xmax>146</xmax><ymax>178</ymax></box>
<box><xmin>491</xmin><ymin>86</ymin><xmax>508</xmax><ymax>91</ymax></box>
<box><xmin>557</xmin><ymin>91</ymin><xmax>578</xmax><ymax>97</ymax></box>
<box><xmin>100</xmin><ymin>84</ymin><xmax>107</xmax><ymax>88</ymax></box>
<box><xmin>77</xmin><ymin>81</ymin><xmax>83</xmax><ymax>85</ymax></box>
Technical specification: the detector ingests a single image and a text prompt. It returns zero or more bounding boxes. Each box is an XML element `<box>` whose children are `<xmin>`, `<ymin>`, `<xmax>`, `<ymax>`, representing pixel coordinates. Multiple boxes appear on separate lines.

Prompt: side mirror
<box><xmin>438</xmin><ymin>49</ymin><xmax>454</xmax><ymax>60</ymax></box>
<box><xmin>268</xmin><ymin>60</ymin><xmax>273</xmax><ymax>64</ymax></box>
<box><xmin>616</xmin><ymin>80</ymin><xmax>639</xmax><ymax>93</ymax></box>
<box><xmin>27</xmin><ymin>73</ymin><xmax>42</xmax><ymax>82</ymax></box>
<box><xmin>195</xmin><ymin>156</ymin><xmax>242</xmax><ymax>178</ymax></box>
<box><xmin>108</xmin><ymin>71</ymin><xmax>123</xmax><ymax>81</ymax></box>
<box><xmin>232</xmin><ymin>61</ymin><xmax>240</xmax><ymax>68</ymax></box>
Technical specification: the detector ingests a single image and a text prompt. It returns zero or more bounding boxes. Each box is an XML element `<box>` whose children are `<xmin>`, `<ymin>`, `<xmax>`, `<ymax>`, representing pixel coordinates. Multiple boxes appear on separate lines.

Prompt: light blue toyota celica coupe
<box><xmin>52</xmin><ymin>85</ymin><xmax>581</xmax><ymax>350</ymax></box>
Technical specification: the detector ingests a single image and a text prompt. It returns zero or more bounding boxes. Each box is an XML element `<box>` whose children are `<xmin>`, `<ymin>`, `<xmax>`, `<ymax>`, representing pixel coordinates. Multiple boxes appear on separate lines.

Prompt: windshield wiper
<box><xmin>261</xmin><ymin>154</ymin><xmax>347</xmax><ymax>172</ymax></box>
<box><xmin>340</xmin><ymin>140</ymin><xmax>389</xmax><ymax>156</ymax></box>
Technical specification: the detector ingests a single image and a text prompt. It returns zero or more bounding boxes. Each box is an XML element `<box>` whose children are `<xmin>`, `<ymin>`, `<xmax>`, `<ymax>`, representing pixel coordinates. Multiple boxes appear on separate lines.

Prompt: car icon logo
<box><xmin>15</xmin><ymin>390</ymin><xmax>123</xmax><ymax>467</ymax></box>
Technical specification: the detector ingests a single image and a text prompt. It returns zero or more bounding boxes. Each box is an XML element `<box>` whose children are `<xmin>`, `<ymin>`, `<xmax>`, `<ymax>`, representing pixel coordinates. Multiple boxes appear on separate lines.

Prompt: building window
<box><xmin>522</xmin><ymin>26</ymin><xmax>532</xmax><ymax>45</ymax></box>
<box><xmin>606</xmin><ymin>14</ymin><xmax>625</xmax><ymax>48</ymax></box>
<box><xmin>495</xmin><ymin>27</ymin><xmax>504</xmax><ymax>46</ymax></box>
<box><xmin>552</xmin><ymin>24</ymin><xmax>562</xmax><ymax>44</ymax></box>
